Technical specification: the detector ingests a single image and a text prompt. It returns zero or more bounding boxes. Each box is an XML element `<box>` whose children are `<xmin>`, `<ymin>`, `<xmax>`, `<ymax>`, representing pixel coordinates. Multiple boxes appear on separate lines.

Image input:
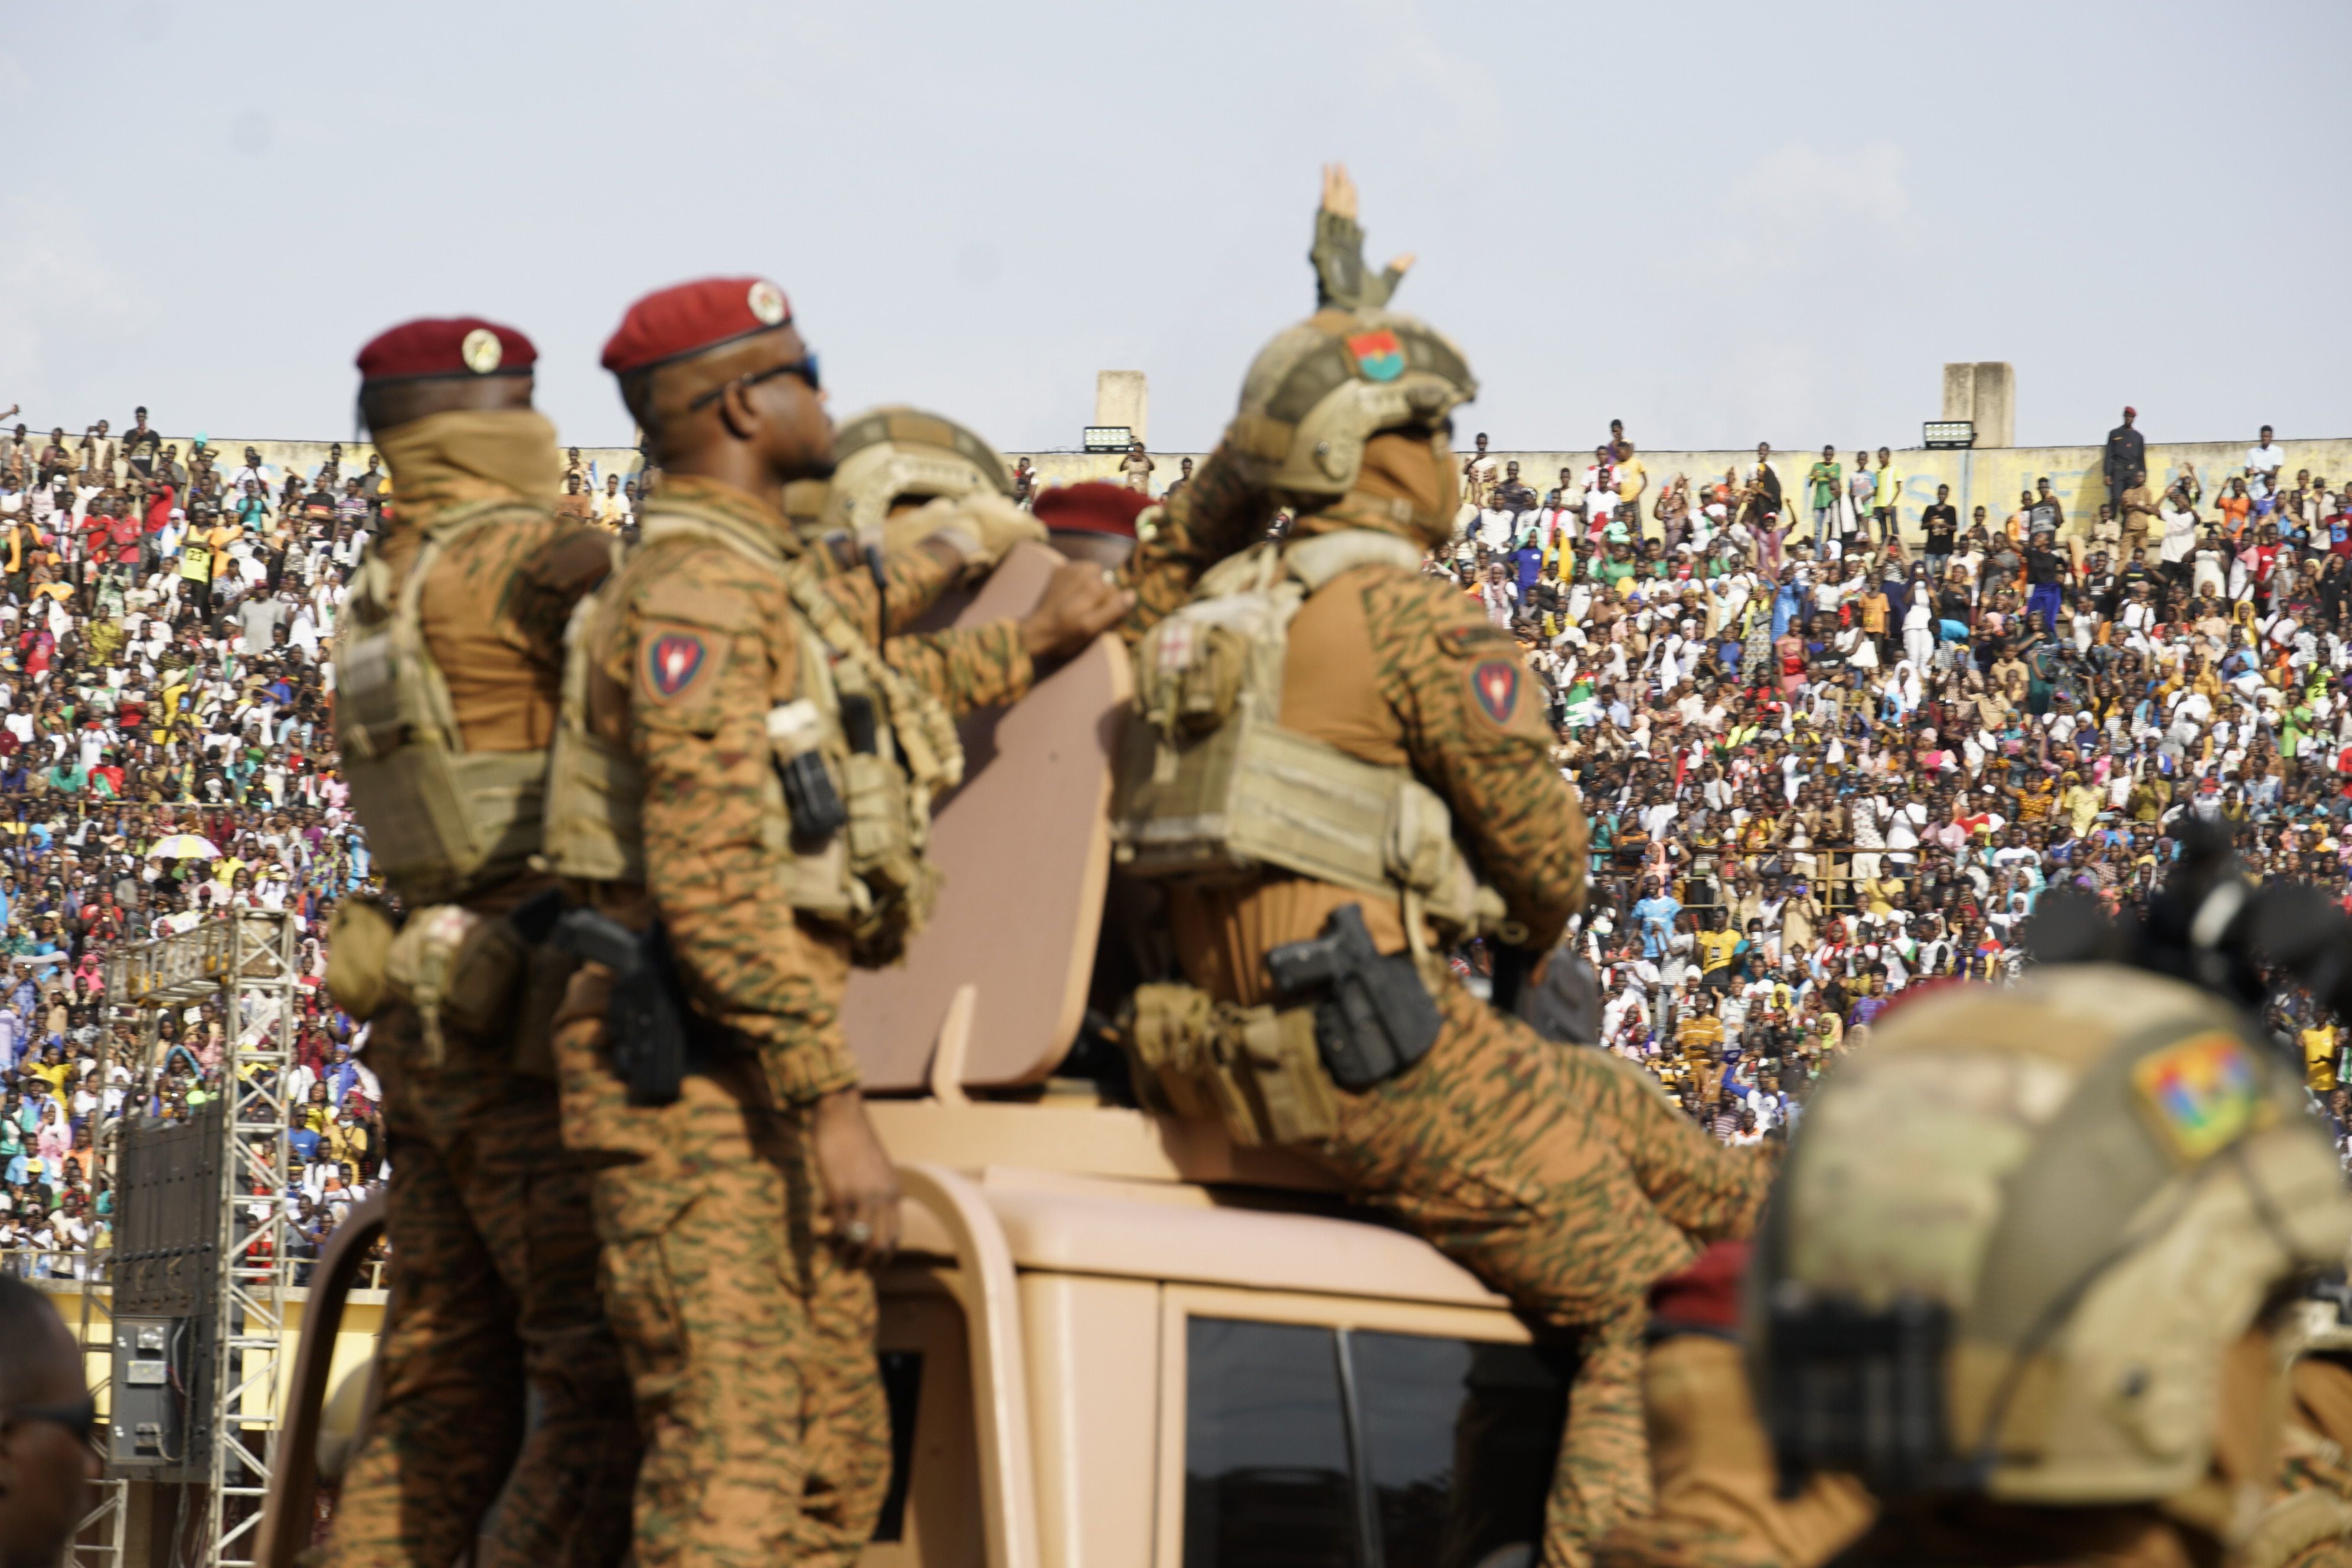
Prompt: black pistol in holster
<box><xmin>1265</xmin><ymin>903</ymin><xmax>1444</xmax><ymax>1092</ymax></box>
<box><xmin>553</xmin><ymin>907</ymin><xmax>693</xmax><ymax>1107</ymax></box>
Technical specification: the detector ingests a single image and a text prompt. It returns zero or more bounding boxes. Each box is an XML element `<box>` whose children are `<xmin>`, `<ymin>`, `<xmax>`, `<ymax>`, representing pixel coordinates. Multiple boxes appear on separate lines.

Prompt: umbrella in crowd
<box><xmin>146</xmin><ymin>834</ymin><xmax>221</xmax><ymax>860</ymax></box>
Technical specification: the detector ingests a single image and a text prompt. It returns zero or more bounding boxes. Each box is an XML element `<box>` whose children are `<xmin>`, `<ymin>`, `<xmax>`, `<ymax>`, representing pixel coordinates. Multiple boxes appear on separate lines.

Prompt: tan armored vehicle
<box><xmin>263</xmin><ymin>547</ymin><xmax>1566</xmax><ymax>1568</ymax></box>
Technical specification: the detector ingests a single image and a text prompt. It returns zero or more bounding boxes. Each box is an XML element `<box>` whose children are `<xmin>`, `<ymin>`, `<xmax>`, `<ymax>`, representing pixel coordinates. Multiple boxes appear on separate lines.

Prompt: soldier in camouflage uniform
<box><xmin>1743</xmin><ymin>966</ymin><xmax>2352</xmax><ymax>1568</ymax></box>
<box><xmin>786</xmin><ymin>401</ymin><xmax>1063</xmax><ymax>665</ymax></box>
<box><xmin>543</xmin><ymin>277</ymin><xmax>1128</xmax><ymax>1568</ymax></box>
<box><xmin>1109</xmin><ymin>292</ymin><xmax>1765</xmax><ymax>1564</ymax></box>
<box><xmin>324</xmin><ymin>318</ymin><xmax>635</xmax><ymax>1568</ymax></box>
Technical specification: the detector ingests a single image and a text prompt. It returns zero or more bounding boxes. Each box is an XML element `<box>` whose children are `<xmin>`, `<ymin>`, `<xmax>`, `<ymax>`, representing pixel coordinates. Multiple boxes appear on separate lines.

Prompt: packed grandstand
<box><xmin>0</xmin><ymin>411</ymin><xmax>2347</xmax><ymax>1273</ymax></box>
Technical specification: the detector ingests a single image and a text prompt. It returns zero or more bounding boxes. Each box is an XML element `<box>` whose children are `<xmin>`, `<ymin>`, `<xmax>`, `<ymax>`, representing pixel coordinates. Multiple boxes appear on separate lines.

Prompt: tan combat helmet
<box><xmin>1227</xmin><ymin>307</ymin><xmax>1476</xmax><ymax>507</ymax></box>
<box><xmin>1752</xmin><ymin>965</ymin><xmax>2352</xmax><ymax>1508</ymax></box>
<box><xmin>818</xmin><ymin>404</ymin><xmax>1014</xmax><ymax>541</ymax></box>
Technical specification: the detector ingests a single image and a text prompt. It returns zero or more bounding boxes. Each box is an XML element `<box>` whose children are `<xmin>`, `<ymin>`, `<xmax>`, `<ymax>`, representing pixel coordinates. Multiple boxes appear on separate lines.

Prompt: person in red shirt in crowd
<box><xmin>141</xmin><ymin>481</ymin><xmax>176</xmax><ymax>571</ymax></box>
<box><xmin>107</xmin><ymin>502</ymin><xmax>141</xmax><ymax>576</ymax></box>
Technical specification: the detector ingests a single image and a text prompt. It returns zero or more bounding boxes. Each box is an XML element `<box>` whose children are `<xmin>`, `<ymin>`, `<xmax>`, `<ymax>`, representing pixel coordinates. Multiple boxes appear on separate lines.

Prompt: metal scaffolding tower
<box><xmin>106</xmin><ymin>912</ymin><xmax>300</xmax><ymax>1568</ymax></box>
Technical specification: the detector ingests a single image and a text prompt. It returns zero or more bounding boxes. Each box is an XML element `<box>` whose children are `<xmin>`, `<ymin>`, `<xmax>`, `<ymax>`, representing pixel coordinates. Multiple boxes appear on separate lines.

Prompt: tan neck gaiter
<box><xmin>1293</xmin><ymin>429</ymin><xmax>1459</xmax><ymax>548</ymax></box>
<box><xmin>373</xmin><ymin>409</ymin><xmax>564</xmax><ymax>528</ymax></box>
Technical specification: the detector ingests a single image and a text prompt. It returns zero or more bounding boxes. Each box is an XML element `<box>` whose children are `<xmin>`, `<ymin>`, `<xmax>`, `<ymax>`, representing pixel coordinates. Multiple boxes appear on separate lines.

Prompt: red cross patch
<box><xmin>643</xmin><ymin>632</ymin><xmax>707</xmax><ymax>701</ymax></box>
<box><xmin>1468</xmin><ymin>659</ymin><xmax>1520</xmax><ymax>727</ymax></box>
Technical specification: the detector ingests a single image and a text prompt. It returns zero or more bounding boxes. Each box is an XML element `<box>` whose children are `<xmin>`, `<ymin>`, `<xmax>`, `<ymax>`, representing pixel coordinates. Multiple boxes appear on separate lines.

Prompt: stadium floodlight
<box><xmin>1082</xmin><ymin>425</ymin><xmax>1134</xmax><ymax>453</ymax></box>
<box><xmin>1922</xmin><ymin>420</ymin><xmax>1976</xmax><ymax>449</ymax></box>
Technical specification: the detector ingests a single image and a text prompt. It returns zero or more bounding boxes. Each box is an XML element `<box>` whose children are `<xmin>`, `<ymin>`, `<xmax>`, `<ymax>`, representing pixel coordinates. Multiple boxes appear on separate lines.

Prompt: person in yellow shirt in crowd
<box><xmin>2306</xmin><ymin>1016</ymin><xmax>2341</xmax><ymax>1095</ymax></box>
<box><xmin>1871</xmin><ymin>445</ymin><xmax>1902</xmax><ymax>543</ymax></box>
<box><xmin>1692</xmin><ymin>907</ymin><xmax>1742</xmax><ymax>980</ymax></box>
<box><xmin>1676</xmin><ymin>1007</ymin><xmax>1727</xmax><ymax>1101</ymax></box>
<box><xmin>1856</xmin><ymin>870</ymin><xmax>1903</xmax><ymax>920</ymax></box>
<box><xmin>2057</xmin><ymin>770</ymin><xmax>2103</xmax><ymax>837</ymax></box>
<box><xmin>1613</xmin><ymin>439</ymin><xmax>1648</xmax><ymax>538</ymax></box>
<box><xmin>178</xmin><ymin>522</ymin><xmax>216</xmax><ymax>613</ymax></box>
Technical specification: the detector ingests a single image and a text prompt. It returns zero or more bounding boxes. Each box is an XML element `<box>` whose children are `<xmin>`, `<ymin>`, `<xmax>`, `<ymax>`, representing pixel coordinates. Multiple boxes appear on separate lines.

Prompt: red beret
<box><xmin>355</xmin><ymin>318</ymin><xmax>535</xmax><ymax>382</ymax></box>
<box><xmin>601</xmin><ymin>277</ymin><xmax>793</xmax><ymax>375</ymax></box>
<box><xmin>1032</xmin><ymin>481</ymin><xmax>1150</xmax><ymax>538</ymax></box>
<box><xmin>1645</xmin><ymin>1239</ymin><xmax>1749</xmax><ymax>1332</ymax></box>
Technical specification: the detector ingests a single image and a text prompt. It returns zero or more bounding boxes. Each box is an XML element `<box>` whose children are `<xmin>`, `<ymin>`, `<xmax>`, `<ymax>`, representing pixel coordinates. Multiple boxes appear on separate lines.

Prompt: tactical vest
<box><xmin>1110</xmin><ymin>528</ymin><xmax>1508</xmax><ymax>953</ymax></box>
<box><xmin>541</xmin><ymin>496</ymin><xmax>963</xmax><ymax>966</ymax></box>
<box><xmin>334</xmin><ymin>500</ymin><xmax>553</xmax><ymax>907</ymax></box>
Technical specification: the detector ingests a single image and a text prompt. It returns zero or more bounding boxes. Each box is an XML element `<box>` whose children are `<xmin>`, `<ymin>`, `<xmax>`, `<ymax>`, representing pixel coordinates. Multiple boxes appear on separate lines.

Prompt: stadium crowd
<box><xmin>0</xmin><ymin>412</ymin><xmax>386</xmax><ymax>1279</ymax></box>
<box><xmin>1437</xmin><ymin>425</ymin><xmax>2352</xmax><ymax>1153</ymax></box>
<box><xmin>0</xmin><ymin>401</ymin><xmax>2348</xmax><ymax>1273</ymax></box>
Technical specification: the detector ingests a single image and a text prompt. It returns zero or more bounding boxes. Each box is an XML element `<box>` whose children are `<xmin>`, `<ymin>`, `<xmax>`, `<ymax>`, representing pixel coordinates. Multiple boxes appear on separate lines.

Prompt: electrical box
<box><xmin>110</xmin><ymin>1314</ymin><xmax>213</xmax><ymax>1479</ymax></box>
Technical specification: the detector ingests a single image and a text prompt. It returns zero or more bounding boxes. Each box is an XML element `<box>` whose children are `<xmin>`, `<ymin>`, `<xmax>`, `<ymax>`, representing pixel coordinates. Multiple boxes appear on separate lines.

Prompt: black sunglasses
<box><xmin>4</xmin><ymin>1395</ymin><xmax>96</xmax><ymax>1445</ymax></box>
<box><xmin>687</xmin><ymin>354</ymin><xmax>821</xmax><ymax>411</ymax></box>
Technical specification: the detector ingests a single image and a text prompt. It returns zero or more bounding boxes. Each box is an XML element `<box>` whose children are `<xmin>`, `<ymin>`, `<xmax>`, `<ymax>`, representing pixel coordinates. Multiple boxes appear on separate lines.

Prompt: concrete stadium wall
<box><xmin>1017</xmin><ymin>437</ymin><xmax>2352</xmax><ymax>541</ymax></box>
<box><xmin>144</xmin><ymin>435</ymin><xmax>643</xmax><ymax>494</ymax></box>
<box><xmin>155</xmin><ymin>433</ymin><xmax>2352</xmax><ymax>545</ymax></box>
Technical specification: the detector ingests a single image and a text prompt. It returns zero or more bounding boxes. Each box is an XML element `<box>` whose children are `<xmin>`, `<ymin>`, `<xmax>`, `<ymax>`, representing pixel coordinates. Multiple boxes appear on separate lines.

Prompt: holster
<box><xmin>550</xmin><ymin>907</ymin><xmax>697</xmax><ymax>1108</ymax></box>
<box><xmin>1263</xmin><ymin>904</ymin><xmax>1445</xmax><ymax>1092</ymax></box>
<box><xmin>1120</xmin><ymin>982</ymin><xmax>1338</xmax><ymax>1147</ymax></box>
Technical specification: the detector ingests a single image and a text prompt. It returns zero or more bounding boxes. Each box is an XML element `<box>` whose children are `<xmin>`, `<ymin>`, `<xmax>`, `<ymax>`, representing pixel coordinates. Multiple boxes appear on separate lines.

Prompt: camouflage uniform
<box><xmin>555</xmin><ymin>475</ymin><xmax>1028</xmax><ymax>1568</ymax></box>
<box><xmin>1121</xmin><ymin>441</ymin><xmax>1766</xmax><ymax>1563</ymax></box>
<box><xmin>330</xmin><ymin>492</ymin><xmax>636</xmax><ymax>1568</ymax></box>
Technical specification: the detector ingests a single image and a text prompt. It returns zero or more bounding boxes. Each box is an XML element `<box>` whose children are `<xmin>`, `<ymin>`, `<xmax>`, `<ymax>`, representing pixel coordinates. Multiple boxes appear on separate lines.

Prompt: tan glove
<box><xmin>881</xmin><ymin>492</ymin><xmax>1046</xmax><ymax>567</ymax></box>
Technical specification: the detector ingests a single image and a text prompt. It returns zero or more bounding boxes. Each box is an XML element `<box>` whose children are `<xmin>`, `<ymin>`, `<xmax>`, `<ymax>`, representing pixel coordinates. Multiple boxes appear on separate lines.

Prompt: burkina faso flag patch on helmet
<box><xmin>1346</xmin><ymin>328</ymin><xmax>1404</xmax><ymax>383</ymax></box>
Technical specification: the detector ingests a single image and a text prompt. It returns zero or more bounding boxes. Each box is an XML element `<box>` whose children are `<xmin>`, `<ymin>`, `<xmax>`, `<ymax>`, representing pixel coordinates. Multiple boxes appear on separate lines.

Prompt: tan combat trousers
<box><xmin>1315</xmin><ymin>982</ymin><xmax>1768</xmax><ymax>1568</ymax></box>
<box><xmin>550</xmin><ymin>972</ymin><xmax>890</xmax><ymax>1568</ymax></box>
<box><xmin>326</xmin><ymin>1002</ymin><xmax>639</xmax><ymax>1568</ymax></box>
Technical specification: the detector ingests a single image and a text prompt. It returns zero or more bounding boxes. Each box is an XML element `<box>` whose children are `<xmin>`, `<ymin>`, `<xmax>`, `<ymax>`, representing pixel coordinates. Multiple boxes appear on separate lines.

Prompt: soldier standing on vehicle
<box><xmin>544</xmin><ymin>276</ymin><xmax>1126</xmax><ymax>1568</ymax></box>
<box><xmin>1108</xmin><ymin>283</ymin><xmax>1765</xmax><ymax>1560</ymax></box>
<box><xmin>324</xmin><ymin>317</ymin><xmax>636</xmax><ymax>1568</ymax></box>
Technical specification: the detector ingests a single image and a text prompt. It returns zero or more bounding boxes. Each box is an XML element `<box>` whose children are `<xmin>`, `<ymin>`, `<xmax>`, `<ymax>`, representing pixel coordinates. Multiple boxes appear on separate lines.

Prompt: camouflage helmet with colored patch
<box><xmin>1228</xmin><ymin>308</ymin><xmax>1476</xmax><ymax>500</ymax></box>
<box><xmin>1751</xmin><ymin>965</ymin><xmax>2352</xmax><ymax>1507</ymax></box>
<box><xmin>819</xmin><ymin>405</ymin><xmax>1012</xmax><ymax>539</ymax></box>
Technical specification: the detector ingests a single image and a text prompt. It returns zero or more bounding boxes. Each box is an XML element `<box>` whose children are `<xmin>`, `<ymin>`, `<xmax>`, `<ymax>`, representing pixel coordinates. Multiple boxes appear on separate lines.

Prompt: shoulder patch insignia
<box><xmin>1468</xmin><ymin>659</ymin><xmax>1521</xmax><ymax>727</ymax></box>
<box><xmin>642</xmin><ymin>631</ymin><xmax>708</xmax><ymax>702</ymax></box>
<box><xmin>2131</xmin><ymin>1030</ymin><xmax>2271</xmax><ymax>1164</ymax></box>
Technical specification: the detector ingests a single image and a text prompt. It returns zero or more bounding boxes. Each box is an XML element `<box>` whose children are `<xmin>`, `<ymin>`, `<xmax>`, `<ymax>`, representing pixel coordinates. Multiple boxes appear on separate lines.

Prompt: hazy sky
<box><xmin>5</xmin><ymin>1</ymin><xmax>2346</xmax><ymax>455</ymax></box>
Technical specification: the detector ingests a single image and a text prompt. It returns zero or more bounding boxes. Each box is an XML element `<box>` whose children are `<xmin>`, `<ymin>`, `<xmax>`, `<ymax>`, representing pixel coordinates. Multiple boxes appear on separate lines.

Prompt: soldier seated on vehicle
<box><xmin>1102</xmin><ymin>169</ymin><xmax>1765</xmax><ymax>1564</ymax></box>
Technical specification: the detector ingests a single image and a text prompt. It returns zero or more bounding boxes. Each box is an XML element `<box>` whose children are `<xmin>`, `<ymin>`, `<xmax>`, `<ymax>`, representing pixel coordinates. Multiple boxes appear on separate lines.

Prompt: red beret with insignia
<box><xmin>601</xmin><ymin>277</ymin><xmax>793</xmax><ymax>375</ymax></box>
<box><xmin>355</xmin><ymin>317</ymin><xmax>535</xmax><ymax>382</ymax></box>
<box><xmin>1032</xmin><ymin>481</ymin><xmax>1150</xmax><ymax>538</ymax></box>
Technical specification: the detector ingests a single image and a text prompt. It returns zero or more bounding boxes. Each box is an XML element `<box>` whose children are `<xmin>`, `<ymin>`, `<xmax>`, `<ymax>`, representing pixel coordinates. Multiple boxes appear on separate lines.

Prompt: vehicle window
<box><xmin>1352</xmin><ymin>1331</ymin><xmax>1567</xmax><ymax>1568</ymax></box>
<box><xmin>1184</xmin><ymin>1317</ymin><xmax>1566</xmax><ymax>1568</ymax></box>
<box><xmin>1183</xmin><ymin>1318</ymin><xmax>1355</xmax><ymax>1568</ymax></box>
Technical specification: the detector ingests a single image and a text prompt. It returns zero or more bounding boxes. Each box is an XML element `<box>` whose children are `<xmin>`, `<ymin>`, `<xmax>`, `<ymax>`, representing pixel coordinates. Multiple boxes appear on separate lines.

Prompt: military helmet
<box><xmin>1228</xmin><ymin>308</ymin><xmax>1476</xmax><ymax>499</ymax></box>
<box><xmin>819</xmin><ymin>405</ymin><xmax>1012</xmax><ymax>538</ymax></box>
<box><xmin>1752</xmin><ymin>965</ymin><xmax>2352</xmax><ymax>1507</ymax></box>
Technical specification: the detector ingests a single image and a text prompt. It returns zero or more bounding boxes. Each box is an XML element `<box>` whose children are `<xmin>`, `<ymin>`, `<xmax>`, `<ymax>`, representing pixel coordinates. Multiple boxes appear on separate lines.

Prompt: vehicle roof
<box><xmin>877</xmin><ymin>1099</ymin><xmax>1508</xmax><ymax>1309</ymax></box>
